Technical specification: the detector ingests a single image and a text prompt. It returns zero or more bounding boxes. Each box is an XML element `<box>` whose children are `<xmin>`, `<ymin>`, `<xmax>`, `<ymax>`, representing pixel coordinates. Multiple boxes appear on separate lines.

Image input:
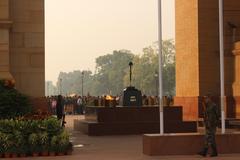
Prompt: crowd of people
<box><xmin>46</xmin><ymin>95</ymin><xmax>86</xmax><ymax>115</ymax></box>
<box><xmin>45</xmin><ymin>94</ymin><xmax>174</xmax><ymax>115</ymax></box>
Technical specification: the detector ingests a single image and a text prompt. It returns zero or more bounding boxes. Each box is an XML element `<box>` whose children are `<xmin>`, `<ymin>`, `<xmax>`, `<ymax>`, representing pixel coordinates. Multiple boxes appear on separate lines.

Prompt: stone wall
<box><xmin>175</xmin><ymin>0</ymin><xmax>199</xmax><ymax>97</ymax></box>
<box><xmin>0</xmin><ymin>0</ymin><xmax>45</xmax><ymax>97</ymax></box>
<box><xmin>0</xmin><ymin>0</ymin><xmax>12</xmax><ymax>79</ymax></box>
<box><xmin>176</xmin><ymin>0</ymin><xmax>240</xmax><ymax>97</ymax></box>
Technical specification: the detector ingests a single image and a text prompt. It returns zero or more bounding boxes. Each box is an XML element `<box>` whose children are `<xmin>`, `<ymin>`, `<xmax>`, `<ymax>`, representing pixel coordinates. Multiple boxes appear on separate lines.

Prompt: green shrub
<box><xmin>28</xmin><ymin>133</ymin><xmax>40</xmax><ymax>153</ymax></box>
<box><xmin>2</xmin><ymin>134</ymin><xmax>13</xmax><ymax>154</ymax></box>
<box><xmin>14</xmin><ymin>120</ymin><xmax>30</xmax><ymax>141</ymax></box>
<box><xmin>42</xmin><ymin>117</ymin><xmax>62</xmax><ymax>137</ymax></box>
<box><xmin>0</xmin><ymin>117</ymin><xmax>72</xmax><ymax>155</ymax></box>
<box><xmin>0</xmin><ymin>80</ymin><xmax>32</xmax><ymax>119</ymax></box>
<box><xmin>58</xmin><ymin>130</ymin><xmax>71</xmax><ymax>153</ymax></box>
<box><xmin>39</xmin><ymin>132</ymin><xmax>49</xmax><ymax>152</ymax></box>
<box><xmin>0</xmin><ymin>132</ymin><xmax>8</xmax><ymax>154</ymax></box>
<box><xmin>0</xmin><ymin>119</ymin><xmax>15</xmax><ymax>134</ymax></box>
<box><xmin>49</xmin><ymin>130</ymin><xmax>71</xmax><ymax>153</ymax></box>
<box><xmin>39</xmin><ymin>132</ymin><xmax>48</xmax><ymax>145</ymax></box>
<box><xmin>50</xmin><ymin>135</ymin><xmax>59</xmax><ymax>152</ymax></box>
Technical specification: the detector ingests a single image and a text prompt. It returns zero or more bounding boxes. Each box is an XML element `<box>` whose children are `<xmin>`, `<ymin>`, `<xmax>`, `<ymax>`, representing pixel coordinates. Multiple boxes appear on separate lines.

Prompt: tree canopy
<box><xmin>47</xmin><ymin>40</ymin><xmax>175</xmax><ymax>96</ymax></box>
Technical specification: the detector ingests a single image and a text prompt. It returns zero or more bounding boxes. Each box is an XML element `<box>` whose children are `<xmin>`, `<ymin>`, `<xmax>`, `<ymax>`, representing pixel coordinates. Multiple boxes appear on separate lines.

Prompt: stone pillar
<box><xmin>0</xmin><ymin>0</ymin><xmax>13</xmax><ymax>80</ymax></box>
<box><xmin>174</xmin><ymin>0</ymin><xmax>240</xmax><ymax>120</ymax></box>
<box><xmin>9</xmin><ymin>0</ymin><xmax>45</xmax><ymax>97</ymax></box>
<box><xmin>0</xmin><ymin>0</ymin><xmax>45</xmax><ymax>97</ymax></box>
<box><xmin>174</xmin><ymin>0</ymin><xmax>200</xmax><ymax>121</ymax></box>
<box><xmin>233</xmin><ymin>42</ymin><xmax>240</xmax><ymax>118</ymax></box>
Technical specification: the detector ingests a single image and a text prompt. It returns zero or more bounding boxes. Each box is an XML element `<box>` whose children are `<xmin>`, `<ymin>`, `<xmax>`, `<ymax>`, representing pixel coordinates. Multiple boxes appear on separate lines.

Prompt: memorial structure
<box><xmin>75</xmin><ymin>61</ymin><xmax>197</xmax><ymax>135</ymax></box>
<box><xmin>174</xmin><ymin>0</ymin><xmax>240</xmax><ymax>121</ymax></box>
<box><xmin>121</xmin><ymin>62</ymin><xmax>142</xmax><ymax>106</ymax></box>
<box><xmin>0</xmin><ymin>0</ymin><xmax>44</xmax><ymax>97</ymax></box>
<box><xmin>75</xmin><ymin>106</ymin><xmax>197</xmax><ymax>136</ymax></box>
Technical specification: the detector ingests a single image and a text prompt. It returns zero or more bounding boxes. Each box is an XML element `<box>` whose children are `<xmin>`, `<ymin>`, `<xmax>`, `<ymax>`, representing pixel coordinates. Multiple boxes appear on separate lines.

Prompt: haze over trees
<box><xmin>46</xmin><ymin>40</ymin><xmax>175</xmax><ymax>96</ymax></box>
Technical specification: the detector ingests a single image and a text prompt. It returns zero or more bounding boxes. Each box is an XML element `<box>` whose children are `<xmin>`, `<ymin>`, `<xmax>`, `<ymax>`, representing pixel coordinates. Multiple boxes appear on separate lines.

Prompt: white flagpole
<box><xmin>219</xmin><ymin>0</ymin><xmax>226</xmax><ymax>134</ymax></box>
<box><xmin>158</xmin><ymin>0</ymin><xmax>164</xmax><ymax>135</ymax></box>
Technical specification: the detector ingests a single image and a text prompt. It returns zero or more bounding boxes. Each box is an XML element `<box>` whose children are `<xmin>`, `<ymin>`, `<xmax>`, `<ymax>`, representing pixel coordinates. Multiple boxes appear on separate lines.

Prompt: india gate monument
<box><xmin>0</xmin><ymin>0</ymin><xmax>240</xmax><ymax>120</ymax></box>
<box><xmin>0</xmin><ymin>0</ymin><xmax>44</xmax><ymax>97</ymax></box>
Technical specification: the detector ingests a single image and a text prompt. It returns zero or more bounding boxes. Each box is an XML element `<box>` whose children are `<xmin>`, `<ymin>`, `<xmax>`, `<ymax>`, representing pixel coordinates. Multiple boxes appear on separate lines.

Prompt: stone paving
<box><xmin>3</xmin><ymin>115</ymin><xmax>240</xmax><ymax>160</ymax></box>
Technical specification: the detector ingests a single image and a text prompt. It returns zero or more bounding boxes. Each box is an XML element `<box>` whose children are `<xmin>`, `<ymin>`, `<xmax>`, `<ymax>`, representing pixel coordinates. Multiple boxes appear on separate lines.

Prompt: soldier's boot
<box><xmin>210</xmin><ymin>145</ymin><xmax>218</xmax><ymax>157</ymax></box>
<box><xmin>197</xmin><ymin>147</ymin><xmax>208</xmax><ymax>157</ymax></box>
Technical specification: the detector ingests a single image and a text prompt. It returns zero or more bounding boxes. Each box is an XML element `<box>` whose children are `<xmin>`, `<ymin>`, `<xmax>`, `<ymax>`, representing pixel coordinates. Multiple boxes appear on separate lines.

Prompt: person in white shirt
<box><xmin>77</xmin><ymin>96</ymin><xmax>84</xmax><ymax>114</ymax></box>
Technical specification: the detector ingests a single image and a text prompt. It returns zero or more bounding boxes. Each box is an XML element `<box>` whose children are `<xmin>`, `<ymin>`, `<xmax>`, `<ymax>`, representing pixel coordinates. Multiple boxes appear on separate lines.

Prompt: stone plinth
<box><xmin>143</xmin><ymin>133</ymin><xmax>240</xmax><ymax>156</ymax></box>
<box><xmin>74</xmin><ymin>106</ymin><xmax>197</xmax><ymax>136</ymax></box>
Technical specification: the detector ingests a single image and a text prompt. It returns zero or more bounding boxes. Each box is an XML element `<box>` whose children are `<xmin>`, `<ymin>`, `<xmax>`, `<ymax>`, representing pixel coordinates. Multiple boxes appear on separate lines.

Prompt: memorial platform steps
<box><xmin>74</xmin><ymin>106</ymin><xmax>198</xmax><ymax>136</ymax></box>
<box><xmin>74</xmin><ymin>120</ymin><xmax>197</xmax><ymax>136</ymax></box>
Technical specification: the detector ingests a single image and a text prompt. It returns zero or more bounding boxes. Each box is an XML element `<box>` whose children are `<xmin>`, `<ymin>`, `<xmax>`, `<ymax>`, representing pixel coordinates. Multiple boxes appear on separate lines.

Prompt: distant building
<box><xmin>45</xmin><ymin>81</ymin><xmax>58</xmax><ymax>96</ymax></box>
<box><xmin>0</xmin><ymin>0</ymin><xmax>44</xmax><ymax>97</ymax></box>
<box><xmin>174</xmin><ymin>0</ymin><xmax>240</xmax><ymax>120</ymax></box>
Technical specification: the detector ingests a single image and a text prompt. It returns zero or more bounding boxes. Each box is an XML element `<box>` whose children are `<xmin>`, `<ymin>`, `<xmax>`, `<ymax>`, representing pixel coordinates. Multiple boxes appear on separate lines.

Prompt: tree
<box><xmin>124</xmin><ymin>39</ymin><xmax>175</xmax><ymax>95</ymax></box>
<box><xmin>52</xmin><ymin>40</ymin><xmax>175</xmax><ymax>96</ymax></box>
<box><xmin>94</xmin><ymin>50</ymin><xmax>134</xmax><ymax>95</ymax></box>
<box><xmin>56</xmin><ymin>70</ymin><xmax>95</xmax><ymax>96</ymax></box>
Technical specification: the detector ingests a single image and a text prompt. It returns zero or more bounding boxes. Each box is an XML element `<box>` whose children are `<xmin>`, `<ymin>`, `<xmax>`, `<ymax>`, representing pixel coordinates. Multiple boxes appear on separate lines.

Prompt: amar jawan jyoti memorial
<box><xmin>1</xmin><ymin>0</ymin><xmax>240</xmax><ymax>121</ymax></box>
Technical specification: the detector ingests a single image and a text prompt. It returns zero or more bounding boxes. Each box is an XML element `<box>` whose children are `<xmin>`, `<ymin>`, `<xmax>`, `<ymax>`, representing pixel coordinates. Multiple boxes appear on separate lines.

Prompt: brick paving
<box><xmin>3</xmin><ymin>115</ymin><xmax>240</xmax><ymax>160</ymax></box>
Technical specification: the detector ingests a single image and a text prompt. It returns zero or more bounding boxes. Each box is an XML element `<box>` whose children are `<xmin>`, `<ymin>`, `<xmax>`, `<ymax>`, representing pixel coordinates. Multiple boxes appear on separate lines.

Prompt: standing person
<box><xmin>198</xmin><ymin>94</ymin><xmax>220</xmax><ymax>157</ymax></box>
<box><xmin>73</xmin><ymin>96</ymin><xmax>78</xmax><ymax>114</ymax></box>
<box><xmin>46</xmin><ymin>96</ymin><xmax>51</xmax><ymax>113</ymax></box>
<box><xmin>56</xmin><ymin>95</ymin><xmax>64</xmax><ymax>120</ymax></box>
<box><xmin>76</xmin><ymin>96</ymin><xmax>81</xmax><ymax>114</ymax></box>
<box><xmin>77</xmin><ymin>96</ymin><xmax>84</xmax><ymax>114</ymax></box>
<box><xmin>56</xmin><ymin>95</ymin><xmax>66</xmax><ymax>127</ymax></box>
<box><xmin>51</xmin><ymin>96</ymin><xmax>57</xmax><ymax>115</ymax></box>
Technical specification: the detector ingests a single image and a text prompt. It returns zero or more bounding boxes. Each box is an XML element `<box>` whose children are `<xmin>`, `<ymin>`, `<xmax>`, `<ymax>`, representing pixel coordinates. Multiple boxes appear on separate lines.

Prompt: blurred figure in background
<box><xmin>77</xmin><ymin>96</ymin><xmax>84</xmax><ymax>114</ymax></box>
<box><xmin>56</xmin><ymin>95</ymin><xmax>66</xmax><ymax>127</ymax></box>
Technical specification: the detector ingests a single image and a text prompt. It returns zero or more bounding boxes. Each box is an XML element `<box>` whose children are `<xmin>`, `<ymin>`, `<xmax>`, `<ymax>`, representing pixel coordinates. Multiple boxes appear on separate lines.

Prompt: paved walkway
<box><xmin>4</xmin><ymin>115</ymin><xmax>240</xmax><ymax>160</ymax></box>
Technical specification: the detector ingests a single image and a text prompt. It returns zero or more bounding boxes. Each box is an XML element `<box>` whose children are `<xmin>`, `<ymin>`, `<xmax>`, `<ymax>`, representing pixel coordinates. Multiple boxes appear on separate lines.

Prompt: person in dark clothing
<box><xmin>56</xmin><ymin>95</ymin><xmax>64</xmax><ymax>120</ymax></box>
<box><xmin>198</xmin><ymin>94</ymin><xmax>220</xmax><ymax>157</ymax></box>
<box><xmin>56</xmin><ymin>95</ymin><xmax>67</xmax><ymax>127</ymax></box>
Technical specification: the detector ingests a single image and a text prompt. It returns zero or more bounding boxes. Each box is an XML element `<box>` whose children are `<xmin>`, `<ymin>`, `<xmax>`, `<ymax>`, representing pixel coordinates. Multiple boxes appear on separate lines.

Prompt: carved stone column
<box><xmin>233</xmin><ymin>41</ymin><xmax>240</xmax><ymax>118</ymax></box>
<box><xmin>0</xmin><ymin>0</ymin><xmax>12</xmax><ymax>80</ymax></box>
<box><xmin>233</xmin><ymin>42</ymin><xmax>240</xmax><ymax>96</ymax></box>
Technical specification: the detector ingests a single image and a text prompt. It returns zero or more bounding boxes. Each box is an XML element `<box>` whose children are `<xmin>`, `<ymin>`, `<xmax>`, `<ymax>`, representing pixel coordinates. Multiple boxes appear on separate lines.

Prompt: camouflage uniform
<box><xmin>202</xmin><ymin>101</ymin><xmax>220</xmax><ymax>156</ymax></box>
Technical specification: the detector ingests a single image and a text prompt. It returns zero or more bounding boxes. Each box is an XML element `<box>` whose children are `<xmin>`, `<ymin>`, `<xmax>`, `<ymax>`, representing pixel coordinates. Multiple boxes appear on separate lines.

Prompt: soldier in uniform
<box><xmin>198</xmin><ymin>94</ymin><xmax>220</xmax><ymax>157</ymax></box>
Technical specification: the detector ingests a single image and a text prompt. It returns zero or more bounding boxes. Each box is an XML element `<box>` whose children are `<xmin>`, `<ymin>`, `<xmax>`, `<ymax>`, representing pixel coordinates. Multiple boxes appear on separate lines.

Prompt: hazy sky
<box><xmin>45</xmin><ymin>0</ymin><xmax>175</xmax><ymax>83</ymax></box>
